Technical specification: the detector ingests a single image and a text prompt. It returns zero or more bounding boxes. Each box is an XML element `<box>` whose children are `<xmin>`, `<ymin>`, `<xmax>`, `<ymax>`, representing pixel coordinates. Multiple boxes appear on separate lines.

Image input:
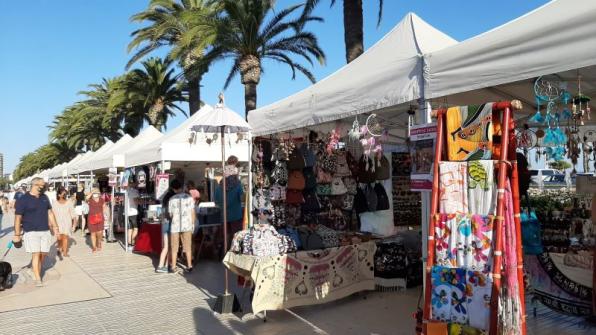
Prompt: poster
<box><xmin>155</xmin><ymin>173</ymin><xmax>169</xmax><ymax>200</ymax></box>
<box><xmin>108</xmin><ymin>168</ymin><xmax>118</xmax><ymax>186</ymax></box>
<box><xmin>410</xmin><ymin>123</ymin><xmax>436</xmax><ymax>191</ymax></box>
<box><xmin>392</xmin><ymin>152</ymin><xmax>421</xmax><ymax>226</ymax></box>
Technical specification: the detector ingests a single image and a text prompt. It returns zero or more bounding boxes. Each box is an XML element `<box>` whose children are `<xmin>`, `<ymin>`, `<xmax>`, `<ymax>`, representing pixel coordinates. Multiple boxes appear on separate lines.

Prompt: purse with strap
<box><xmin>316</xmin><ymin>167</ymin><xmax>333</xmax><ymax>184</ymax></box>
<box><xmin>303</xmin><ymin>167</ymin><xmax>317</xmax><ymax>190</ymax></box>
<box><xmin>358</xmin><ymin>155</ymin><xmax>377</xmax><ymax>184</ymax></box>
<box><xmin>287</xmin><ymin>148</ymin><xmax>306</xmax><ymax>171</ymax></box>
<box><xmin>286</xmin><ymin>190</ymin><xmax>304</xmax><ymax>204</ymax></box>
<box><xmin>330</xmin><ymin>177</ymin><xmax>348</xmax><ymax>195</ymax></box>
<box><xmin>375</xmin><ymin>155</ymin><xmax>391</xmax><ymax>180</ymax></box>
<box><xmin>335</xmin><ymin>152</ymin><xmax>352</xmax><ymax>177</ymax></box>
<box><xmin>287</xmin><ymin>170</ymin><xmax>306</xmax><ymax>190</ymax></box>
<box><xmin>271</xmin><ymin>161</ymin><xmax>288</xmax><ymax>186</ymax></box>
<box><xmin>374</xmin><ymin>182</ymin><xmax>390</xmax><ymax>210</ymax></box>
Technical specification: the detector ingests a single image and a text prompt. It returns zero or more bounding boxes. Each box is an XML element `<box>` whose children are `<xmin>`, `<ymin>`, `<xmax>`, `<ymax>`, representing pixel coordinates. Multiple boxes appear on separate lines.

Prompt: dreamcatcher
<box><xmin>359</xmin><ymin>114</ymin><xmax>385</xmax><ymax>159</ymax></box>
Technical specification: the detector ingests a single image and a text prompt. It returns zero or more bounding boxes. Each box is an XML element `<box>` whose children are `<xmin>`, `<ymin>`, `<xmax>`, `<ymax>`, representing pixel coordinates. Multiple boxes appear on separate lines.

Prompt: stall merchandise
<box><xmin>391</xmin><ymin>152</ymin><xmax>421</xmax><ymax>227</ymax></box>
<box><xmin>423</xmin><ymin>101</ymin><xmax>525</xmax><ymax>335</ymax></box>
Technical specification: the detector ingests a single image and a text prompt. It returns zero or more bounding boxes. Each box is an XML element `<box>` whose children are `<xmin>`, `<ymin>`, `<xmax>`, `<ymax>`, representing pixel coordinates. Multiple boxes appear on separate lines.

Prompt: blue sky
<box><xmin>0</xmin><ymin>0</ymin><xmax>549</xmax><ymax>174</ymax></box>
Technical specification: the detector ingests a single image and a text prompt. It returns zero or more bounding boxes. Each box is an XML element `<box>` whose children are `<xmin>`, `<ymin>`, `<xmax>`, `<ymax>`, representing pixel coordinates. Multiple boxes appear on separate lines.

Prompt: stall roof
<box><xmin>425</xmin><ymin>0</ymin><xmax>596</xmax><ymax>101</ymax></box>
<box><xmin>76</xmin><ymin>135</ymin><xmax>134</xmax><ymax>173</ymax></box>
<box><xmin>69</xmin><ymin>140</ymin><xmax>115</xmax><ymax>174</ymax></box>
<box><xmin>248</xmin><ymin>12</ymin><xmax>457</xmax><ymax>136</ymax></box>
<box><xmin>114</xmin><ymin>126</ymin><xmax>164</xmax><ymax>168</ymax></box>
<box><xmin>125</xmin><ymin>104</ymin><xmax>249</xmax><ymax>168</ymax></box>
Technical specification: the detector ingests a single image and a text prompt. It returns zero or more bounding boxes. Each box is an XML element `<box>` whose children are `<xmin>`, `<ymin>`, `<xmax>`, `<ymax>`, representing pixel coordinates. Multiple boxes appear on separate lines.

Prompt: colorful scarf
<box><xmin>467</xmin><ymin>161</ymin><xmax>496</xmax><ymax>215</ymax></box>
<box><xmin>439</xmin><ymin>162</ymin><xmax>468</xmax><ymax>215</ymax></box>
<box><xmin>446</xmin><ymin>103</ymin><xmax>494</xmax><ymax>161</ymax></box>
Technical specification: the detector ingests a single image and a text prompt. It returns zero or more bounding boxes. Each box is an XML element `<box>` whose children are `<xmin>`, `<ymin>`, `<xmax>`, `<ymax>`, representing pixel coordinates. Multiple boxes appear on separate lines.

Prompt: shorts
<box><xmin>75</xmin><ymin>205</ymin><xmax>84</xmax><ymax>216</ymax></box>
<box><xmin>161</xmin><ymin>220</ymin><xmax>170</xmax><ymax>236</ymax></box>
<box><xmin>170</xmin><ymin>231</ymin><xmax>192</xmax><ymax>254</ymax></box>
<box><xmin>23</xmin><ymin>231</ymin><xmax>53</xmax><ymax>253</ymax></box>
<box><xmin>127</xmin><ymin>216</ymin><xmax>138</xmax><ymax>229</ymax></box>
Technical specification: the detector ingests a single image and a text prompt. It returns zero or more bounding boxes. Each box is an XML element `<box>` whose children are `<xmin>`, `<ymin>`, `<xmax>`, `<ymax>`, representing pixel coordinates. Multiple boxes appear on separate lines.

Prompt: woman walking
<box><xmin>87</xmin><ymin>188</ymin><xmax>108</xmax><ymax>253</ymax></box>
<box><xmin>74</xmin><ymin>183</ymin><xmax>87</xmax><ymax>236</ymax></box>
<box><xmin>53</xmin><ymin>187</ymin><xmax>76</xmax><ymax>257</ymax></box>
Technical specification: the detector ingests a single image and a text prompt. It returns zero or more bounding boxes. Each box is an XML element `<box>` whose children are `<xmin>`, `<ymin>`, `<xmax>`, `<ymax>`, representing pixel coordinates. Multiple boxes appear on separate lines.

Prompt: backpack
<box><xmin>335</xmin><ymin>152</ymin><xmax>352</xmax><ymax>177</ymax></box>
<box><xmin>354</xmin><ymin>187</ymin><xmax>369</xmax><ymax>214</ymax></box>
<box><xmin>316</xmin><ymin>167</ymin><xmax>333</xmax><ymax>184</ymax></box>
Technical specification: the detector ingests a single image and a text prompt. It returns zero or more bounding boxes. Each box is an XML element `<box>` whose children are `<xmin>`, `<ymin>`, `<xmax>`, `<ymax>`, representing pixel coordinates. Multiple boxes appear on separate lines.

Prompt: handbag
<box><xmin>316</xmin><ymin>167</ymin><xmax>333</xmax><ymax>184</ymax></box>
<box><xmin>314</xmin><ymin>224</ymin><xmax>340</xmax><ymax>248</ymax></box>
<box><xmin>343</xmin><ymin>177</ymin><xmax>358</xmax><ymax>195</ymax></box>
<box><xmin>319</xmin><ymin>152</ymin><xmax>337</xmax><ymax>173</ymax></box>
<box><xmin>330</xmin><ymin>177</ymin><xmax>348</xmax><ymax>195</ymax></box>
<box><xmin>82</xmin><ymin>202</ymin><xmax>90</xmax><ymax>215</ymax></box>
<box><xmin>364</xmin><ymin>184</ymin><xmax>378</xmax><ymax>212</ymax></box>
<box><xmin>270</xmin><ymin>184</ymin><xmax>286</xmax><ymax>201</ymax></box>
<box><xmin>302</xmin><ymin>143</ymin><xmax>316</xmax><ymax>168</ymax></box>
<box><xmin>297</xmin><ymin>226</ymin><xmax>325</xmax><ymax>251</ymax></box>
<box><xmin>303</xmin><ymin>191</ymin><xmax>322</xmax><ymax>213</ymax></box>
<box><xmin>358</xmin><ymin>155</ymin><xmax>377</xmax><ymax>184</ymax></box>
<box><xmin>252</xmin><ymin>188</ymin><xmax>272</xmax><ymax>210</ymax></box>
<box><xmin>374</xmin><ymin>183</ymin><xmax>390</xmax><ymax>211</ymax></box>
<box><xmin>303</xmin><ymin>167</ymin><xmax>317</xmax><ymax>190</ymax></box>
<box><xmin>271</xmin><ymin>203</ymin><xmax>286</xmax><ymax>226</ymax></box>
<box><xmin>287</xmin><ymin>170</ymin><xmax>306</xmax><ymax>190</ymax></box>
<box><xmin>326</xmin><ymin>209</ymin><xmax>347</xmax><ymax>231</ymax></box>
<box><xmin>253</xmin><ymin>171</ymin><xmax>271</xmax><ymax>189</ymax></box>
<box><xmin>89</xmin><ymin>212</ymin><xmax>103</xmax><ymax>225</ymax></box>
<box><xmin>521</xmin><ymin>210</ymin><xmax>543</xmax><ymax>255</ymax></box>
<box><xmin>354</xmin><ymin>187</ymin><xmax>369</xmax><ymax>214</ymax></box>
<box><xmin>342</xmin><ymin>194</ymin><xmax>355</xmax><ymax>211</ymax></box>
<box><xmin>316</xmin><ymin>184</ymin><xmax>332</xmax><ymax>196</ymax></box>
<box><xmin>277</xmin><ymin>226</ymin><xmax>302</xmax><ymax>250</ymax></box>
<box><xmin>271</xmin><ymin>161</ymin><xmax>288</xmax><ymax>186</ymax></box>
<box><xmin>375</xmin><ymin>155</ymin><xmax>391</xmax><ymax>180</ymax></box>
<box><xmin>286</xmin><ymin>190</ymin><xmax>304</xmax><ymax>204</ymax></box>
<box><xmin>287</xmin><ymin>147</ymin><xmax>306</xmax><ymax>170</ymax></box>
<box><xmin>335</xmin><ymin>152</ymin><xmax>352</xmax><ymax>177</ymax></box>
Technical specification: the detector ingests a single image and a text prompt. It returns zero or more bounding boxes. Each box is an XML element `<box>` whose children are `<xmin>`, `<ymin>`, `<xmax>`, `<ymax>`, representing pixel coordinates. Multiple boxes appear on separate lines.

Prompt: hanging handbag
<box><xmin>285</xmin><ymin>205</ymin><xmax>302</xmax><ymax>226</ymax></box>
<box><xmin>316</xmin><ymin>184</ymin><xmax>332</xmax><ymax>196</ymax></box>
<box><xmin>330</xmin><ymin>177</ymin><xmax>348</xmax><ymax>195</ymax></box>
<box><xmin>521</xmin><ymin>210</ymin><xmax>544</xmax><ymax>255</ymax></box>
<box><xmin>297</xmin><ymin>226</ymin><xmax>325</xmax><ymax>251</ymax></box>
<box><xmin>303</xmin><ymin>190</ymin><xmax>322</xmax><ymax>213</ymax></box>
<box><xmin>287</xmin><ymin>170</ymin><xmax>306</xmax><ymax>190</ymax></box>
<box><xmin>286</xmin><ymin>190</ymin><xmax>304</xmax><ymax>205</ymax></box>
<box><xmin>358</xmin><ymin>155</ymin><xmax>377</xmax><ymax>184</ymax></box>
<box><xmin>375</xmin><ymin>155</ymin><xmax>391</xmax><ymax>180</ymax></box>
<box><xmin>303</xmin><ymin>167</ymin><xmax>317</xmax><ymax>190</ymax></box>
<box><xmin>272</xmin><ymin>203</ymin><xmax>286</xmax><ymax>227</ymax></box>
<box><xmin>316</xmin><ymin>167</ymin><xmax>333</xmax><ymax>184</ymax></box>
<box><xmin>342</xmin><ymin>194</ymin><xmax>355</xmax><ymax>211</ymax></box>
<box><xmin>270</xmin><ymin>183</ymin><xmax>286</xmax><ymax>201</ymax></box>
<box><xmin>326</xmin><ymin>209</ymin><xmax>347</xmax><ymax>231</ymax></box>
<box><xmin>277</xmin><ymin>226</ymin><xmax>302</xmax><ymax>250</ymax></box>
<box><xmin>346</xmin><ymin>151</ymin><xmax>360</xmax><ymax>177</ymax></box>
<box><xmin>374</xmin><ymin>182</ymin><xmax>390</xmax><ymax>211</ymax></box>
<box><xmin>319</xmin><ymin>152</ymin><xmax>337</xmax><ymax>173</ymax></box>
<box><xmin>364</xmin><ymin>184</ymin><xmax>378</xmax><ymax>212</ymax></box>
<box><xmin>252</xmin><ymin>188</ymin><xmax>272</xmax><ymax>210</ymax></box>
<box><xmin>343</xmin><ymin>177</ymin><xmax>358</xmax><ymax>195</ymax></box>
<box><xmin>335</xmin><ymin>152</ymin><xmax>352</xmax><ymax>177</ymax></box>
<box><xmin>354</xmin><ymin>186</ymin><xmax>369</xmax><ymax>214</ymax></box>
<box><xmin>287</xmin><ymin>147</ymin><xmax>306</xmax><ymax>170</ymax></box>
<box><xmin>253</xmin><ymin>171</ymin><xmax>271</xmax><ymax>189</ymax></box>
<box><xmin>271</xmin><ymin>161</ymin><xmax>288</xmax><ymax>186</ymax></box>
<box><xmin>314</xmin><ymin>224</ymin><xmax>340</xmax><ymax>248</ymax></box>
<box><xmin>302</xmin><ymin>143</ymin><xmax>316</xmax><ymax>168</ymax></box>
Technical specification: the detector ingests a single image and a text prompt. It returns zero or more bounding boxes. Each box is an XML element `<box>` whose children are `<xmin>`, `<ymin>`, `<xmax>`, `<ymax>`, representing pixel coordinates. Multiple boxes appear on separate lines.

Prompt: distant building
<box><xmin>0</xmin><ymin>153</ymin><xmax>3</xmax><ymax>178</ymax></box>
<box><xmin>3</xmin><ymin>173</ymin><xmax>11</xmax><ymax>181</ymax></box>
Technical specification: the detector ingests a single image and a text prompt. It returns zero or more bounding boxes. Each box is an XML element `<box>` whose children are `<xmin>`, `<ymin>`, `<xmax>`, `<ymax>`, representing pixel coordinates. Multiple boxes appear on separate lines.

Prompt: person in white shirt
<box><xmin>168</xmin><ymin>180</ymin><xmax>195</xmax><ymax>273</ymax></box>
<box><xmin>126</xmin><ymin>183</ymin><xmax>140</xmax><ymax>249</ymax></box>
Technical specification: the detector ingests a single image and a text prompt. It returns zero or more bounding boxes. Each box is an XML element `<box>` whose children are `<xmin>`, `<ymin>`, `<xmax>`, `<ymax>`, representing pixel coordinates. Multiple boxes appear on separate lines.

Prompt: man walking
<box><xmin>12</xmin><ymin>177</ymin><xmax>58</xmax><ymax>287</ymax></box>
<box><xmin>168</xmin><ymin>179</ymin><xmax>195</xmax><ymax>273</ymax></box>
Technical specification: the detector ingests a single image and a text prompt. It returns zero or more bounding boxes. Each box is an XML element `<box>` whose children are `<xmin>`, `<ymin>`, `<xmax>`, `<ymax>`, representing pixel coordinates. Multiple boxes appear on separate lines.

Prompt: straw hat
<box><xmin>90</xmin><ymin>188</ymin><xmax>101</xmax><ymax>195</ymax></box>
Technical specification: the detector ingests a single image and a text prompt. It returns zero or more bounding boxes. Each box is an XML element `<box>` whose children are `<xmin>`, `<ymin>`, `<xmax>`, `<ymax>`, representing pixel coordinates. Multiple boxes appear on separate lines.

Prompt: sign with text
<box><xmin>410</xmin><ymin>123</ymin><xmax>436</xmax><ymax>191</ymax></box>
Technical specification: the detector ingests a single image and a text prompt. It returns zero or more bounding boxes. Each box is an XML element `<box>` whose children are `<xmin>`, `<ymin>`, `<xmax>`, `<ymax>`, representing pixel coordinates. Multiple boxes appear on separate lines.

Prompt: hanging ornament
<box><xmin>348</xmin><ymin>117</ymin><xmax>361</xmax><ymax>141</ymax></box>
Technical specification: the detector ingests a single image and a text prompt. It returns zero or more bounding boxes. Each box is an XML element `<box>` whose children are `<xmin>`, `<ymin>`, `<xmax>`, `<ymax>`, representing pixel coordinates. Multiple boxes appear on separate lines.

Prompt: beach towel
<box><xmin>439</xmin><ymin>162</ymin><xmax>468</xmax><ymax>214</ymax></box>
<box><xmin>466</xmin><ymin>270</ymin><xmax>492</xmax><ymax>330</ymax></box>
<box><xmin>467</xmin><ymin>161</ymin><xmax>496</xmax><ymax>215</ymax></box>
<box><xmin>470</xmin><ymin>215</ymin><xmax>493</xmax><ymax>273</ymax></box>
<box><xmin>449</xmin><ymin>215</ymin><xmax>473</xmax><ymax>271</ymax></box>
<box><xmin>446</xmin><ymin>104</ymin><xmax>494</xmax><ymax>161</ymax></box>
<box><xmin>431</xmin><ymin>266</ymin><xmax>467</xmax><ymax>324</ymax></box>
<box><xmin>435</xmin><ymin>214</ymin><xmax>456</xmax><ymax>267</ymax></box>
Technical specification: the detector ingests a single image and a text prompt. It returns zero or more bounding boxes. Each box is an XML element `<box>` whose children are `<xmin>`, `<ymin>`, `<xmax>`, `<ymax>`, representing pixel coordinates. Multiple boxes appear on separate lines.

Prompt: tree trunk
<box><xmin>148</xmin><ymin>98</ymin><xmax>165</xmax><ymax>130</ymax></box>
<box><xmin>239</xmin><ymin>55</ymin><xmax>261</xmax><ymax>119</ymax></box>
<box><xmin>244</xmin><ymin>83</ymin><xmax>257</xmax><ymax>120</ymax></box>
<box><xmin>187</xmin><ymin>75</ymin><xmax>201</xmax><ymax>115</ymax></box>
<box><xmin>343</xmin><ymin>0</ymin><xmax>364</xmax><ymax>63</ymax></box>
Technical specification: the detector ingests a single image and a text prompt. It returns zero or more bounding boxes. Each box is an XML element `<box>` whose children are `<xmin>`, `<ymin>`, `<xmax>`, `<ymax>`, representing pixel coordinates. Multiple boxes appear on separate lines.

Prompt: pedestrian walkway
<box><xmin>0</xmin><ymin>212</ymin><xmax>594</xmax><ymax>334</ymax></box>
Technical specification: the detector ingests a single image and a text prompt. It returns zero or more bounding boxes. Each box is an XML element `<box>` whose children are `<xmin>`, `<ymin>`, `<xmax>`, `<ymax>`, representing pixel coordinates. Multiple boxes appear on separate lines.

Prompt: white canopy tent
<box><xmin>75</xmin><ymin>134</ymin><xmax>134</xmax><ymax>173</ymax></box>
<box><xmin>248</xmin><ymin>12</ymin><xmax>457</xmax><ymax>136</ymax></box>
<box><xmin>69</xmin><ymin>141</ymin><xmax>115</xmax><ymax>175</ymax></box>
<box><xmin>125</xmin><ymin>104</ymin><xmax>249</xmax><ymax>168</ymax></box>
<box><xmin>424</xmin><ymin>0</ymin><xmax>596</xmax><ymax>105</ymax></box>
<box><xmin>113</xmin><ymin>126</ymin><xmax>163</xmax><ymax>168</ymax></box>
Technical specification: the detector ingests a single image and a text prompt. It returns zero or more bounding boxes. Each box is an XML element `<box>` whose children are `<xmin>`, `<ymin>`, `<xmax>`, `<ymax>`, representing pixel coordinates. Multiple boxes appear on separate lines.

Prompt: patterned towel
<box><xmin>436</xmin><ymin>214</ymin><xmax>492</xmax><ymax>272</ymax></box>
<box><xmin>446</xmin><ymin>104</ymin><xmax>494</xmax><ymax>161</ymax></box>
<box><xmin>465</xmin><ymin>270</ymin><xmax>492</xmax><ymax>331</ymax></box>
<box><xmin>467</xmin><ymin>161</ymin><xmax>496</xmax><ymax>215</ymax></box>
<box><xmin>431</xmin><ymin>266</ymin><xmax>467</xmax><ymax>324</ymax></box>
<box><xmin>439</xmin><ymin>162</ymin><xmax>468</xmax><ymax>214</ymax></box>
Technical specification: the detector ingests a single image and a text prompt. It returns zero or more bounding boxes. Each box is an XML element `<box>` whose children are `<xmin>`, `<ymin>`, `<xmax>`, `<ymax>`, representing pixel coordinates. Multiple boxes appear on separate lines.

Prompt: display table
<box><xmin>134</xmin><ymin>222</ymin><xmax>162</xmax><ymax>255</ymax></box>
<box><xmin>223</xmin><ymin>241</ymin><xmax>376</xmax><ymax>314</ymax></box>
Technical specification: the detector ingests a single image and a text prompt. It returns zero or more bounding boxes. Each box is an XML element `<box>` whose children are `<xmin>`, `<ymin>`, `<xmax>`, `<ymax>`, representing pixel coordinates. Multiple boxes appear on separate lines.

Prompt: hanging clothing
<box><xmin>467</xmin><ymin>160</ymin><xmax>496</xmax><ymax>215</ymax></box>
<box><xmin>439</xmin><ymin>162</ymin><xmax>468</xmax><ymax>215</ymax></box>
<box><xmin>446</xmin><ymin>103</ymin><xmax>494</xmax><ymax>161</ymax></box>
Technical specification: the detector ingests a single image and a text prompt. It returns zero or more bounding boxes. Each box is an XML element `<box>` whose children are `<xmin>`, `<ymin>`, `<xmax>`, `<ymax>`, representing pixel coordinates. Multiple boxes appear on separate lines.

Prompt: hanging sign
<box><xmin>108</xmin><ymin>168</ymin><xmax>118</xmax><ymax>186</ymax></box>
<box><xmin>155</xmin><ymin>173</ymin><xmax>169</xmax><ymax>200</ymax></box>
<box><xmin>410</xmin><ymin>123</ymin><xmax>436</xmax><ymax>191</ymax></box>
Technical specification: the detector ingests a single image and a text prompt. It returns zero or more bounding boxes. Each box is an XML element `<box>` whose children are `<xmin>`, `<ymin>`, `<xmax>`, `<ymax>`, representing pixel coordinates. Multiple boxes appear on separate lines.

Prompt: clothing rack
<box><xmin>422</xmin><ymin>100</ymin><xmax>526</xmax><ymax>335</ymax></box>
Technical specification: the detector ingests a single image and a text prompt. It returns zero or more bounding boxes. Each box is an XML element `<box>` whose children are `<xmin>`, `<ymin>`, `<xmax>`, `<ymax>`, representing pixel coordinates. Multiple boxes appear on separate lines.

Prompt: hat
<box><xmin>91</xmin><ymin>188</ymin><xmax>101</xmax><ymax>195</ymax></box>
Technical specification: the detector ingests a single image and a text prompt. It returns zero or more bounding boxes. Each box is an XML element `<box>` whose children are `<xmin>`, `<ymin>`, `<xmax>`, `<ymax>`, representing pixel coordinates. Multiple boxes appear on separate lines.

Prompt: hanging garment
<box><xmin>446</xmin><ymin>103</ymin><xmax>494</xmax><ymax>161</ymax></box>
<box><xmin>470</xmin><ymin>215</ymin><xmax>493</xmax><ymax>273</ymax></box>
<box><xmin>439</xmin><ymin>162</ymin><xmax>468</xmax><ymax>215</ymax></box>
<box><xmin>448</xmin><ymin>323</ymin><xmax>486</xmax><ymax>335</ymax></box>
<box><xmin>431</xmin><ymin>266</ymin><xmax>467</xmax><ymax>324</ymax></box>
<box><xmin>521</xmin><ymin>211</ymin><xmax>543</xmax><ymax>255</ymax></box>
<box><xmin>465</xmin><ymin>270</ymin><xmax>492</xmax><ymax>331</ymax></box>
<box><xmin>467</xmin><ymin>160</ymin><xmax>496</xmax><ymax>215</ymax></box>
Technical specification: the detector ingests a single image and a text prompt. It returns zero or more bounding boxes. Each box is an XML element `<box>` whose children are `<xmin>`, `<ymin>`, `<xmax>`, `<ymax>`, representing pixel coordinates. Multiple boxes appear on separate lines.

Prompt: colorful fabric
<box><xmin>448</xmin><ymin>323</ymin><xmax>486</xmax><ymax>335</ymax></box>
<box><xmin>431</xmin><ymin>266</ymin><xmax>467</xmax><ymax>324</ymax></box>
<box><xmin>439</xmin><ymin>162</ymin><xmax>468</xmax><ymax>215</ymax></box>
<box><xmin>446</xmin><ymin>103</ymin><xmax>494</xmax><ymax>161</ymax></box>
<box><xmin>467</xmin><ymin>161</ymin><xmax>496</xmax><ymax>215</ymax></box>
<box><xmin>465</xmin><ymin>270</ymin><xmax>492</xmax><ymax>330</ymax></box>
<box><xmin>435</xmin><ymin>214</ymin><xmax>492</xmax><ymax>273</ymax></box>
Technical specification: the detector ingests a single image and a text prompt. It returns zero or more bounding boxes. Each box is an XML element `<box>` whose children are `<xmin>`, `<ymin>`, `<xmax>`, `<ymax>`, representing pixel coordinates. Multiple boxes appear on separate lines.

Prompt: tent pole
<box><xmin>221</xmin><ymin>126</ymin><xmax>229</xmax><ymax>294</ymax></box>
<box><xmin>247</xmin><ymin>131</ymin><xmax>253</xmax><ymax>228</ymax></box>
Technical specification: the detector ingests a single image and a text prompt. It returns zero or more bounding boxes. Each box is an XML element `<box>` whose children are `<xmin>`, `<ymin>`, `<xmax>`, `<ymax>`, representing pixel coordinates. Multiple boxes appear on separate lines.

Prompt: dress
<box><xmin>53</xmin><ymin>200</ymin><xmax>75</xmax><ymax>236</ymax></box>
<box><xmin>88</xmin><ymin>198</ymin><xmax>105</xmax><ymax>233</ymax></box>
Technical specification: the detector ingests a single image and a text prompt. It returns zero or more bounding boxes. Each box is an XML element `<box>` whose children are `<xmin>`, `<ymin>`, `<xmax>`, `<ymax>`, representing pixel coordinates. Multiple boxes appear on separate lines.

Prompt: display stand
<box><xmin>422</xmin><ymin>100</ymin><xmax>526</xmax><ymax>335</ymax></box>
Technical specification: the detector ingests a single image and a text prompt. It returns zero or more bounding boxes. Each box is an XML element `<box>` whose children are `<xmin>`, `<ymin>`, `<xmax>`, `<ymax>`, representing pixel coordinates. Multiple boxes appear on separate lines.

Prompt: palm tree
<box><xmin>203</xmin><ymin>0</ymin><xmax>326</xmax><ymax>117</ymax></box>
<box><xmin>304</xmin><ymin>0</ymin><xmax>384</xmax><ymax>63</ymax></box>
<box><xmin>128</xmin><ymin>0</ymin><xmax>220</xmax><ymax>115</ymax></box>
<box><xmin>115</xmin><ymin>57</ymin><xmax>186</xmax><ymax>130</ymax></box>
